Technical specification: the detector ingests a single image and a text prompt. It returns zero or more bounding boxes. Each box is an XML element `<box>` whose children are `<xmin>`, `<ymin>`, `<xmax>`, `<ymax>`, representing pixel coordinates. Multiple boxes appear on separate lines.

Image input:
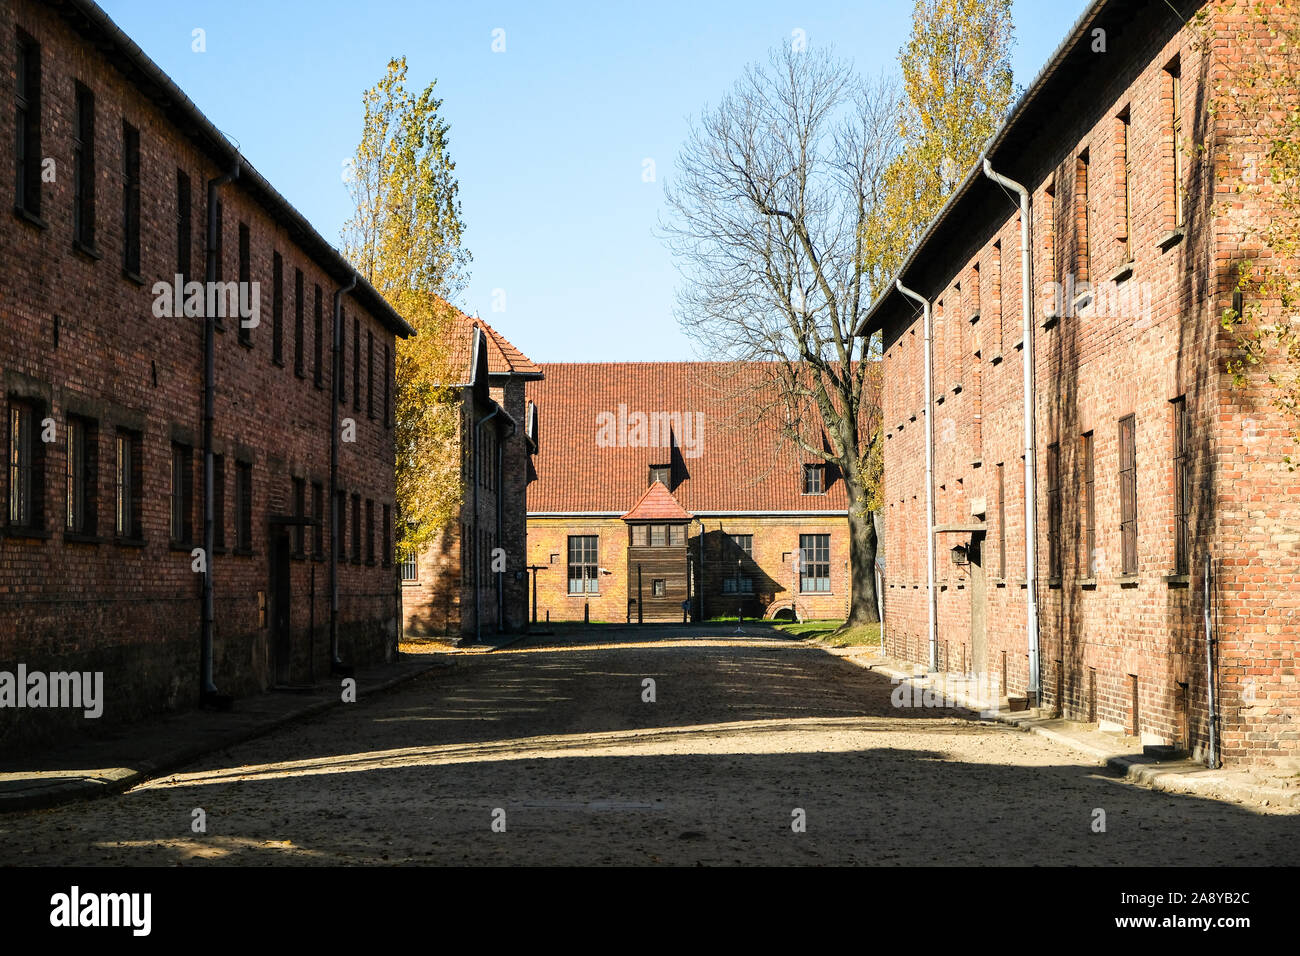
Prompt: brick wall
<box><xmin>878</xmin><ymin>0</ymin><xmax>1299</xmax><ymax>767</ymax></box>
<box><xmin>527</xmin><ymin>514</ymin><xmax>850</xmax><ymax>623</ymax></box>
<box><xmin>1</xmin><ymin>0</ymin><xmax>400</xmax><ymax>752</ymax></box>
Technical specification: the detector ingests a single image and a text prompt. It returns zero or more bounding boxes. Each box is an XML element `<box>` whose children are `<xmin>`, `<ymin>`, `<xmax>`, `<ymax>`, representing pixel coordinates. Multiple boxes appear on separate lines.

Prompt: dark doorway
<box><xmin>271</xmin><ymin>528</ymin><xmax>292</xmax><ymax>685</ymax></box>
<box><xmin>969</xmin><ymin>532</ymin><xmax>986</xmax><ymax>679</ymax></box>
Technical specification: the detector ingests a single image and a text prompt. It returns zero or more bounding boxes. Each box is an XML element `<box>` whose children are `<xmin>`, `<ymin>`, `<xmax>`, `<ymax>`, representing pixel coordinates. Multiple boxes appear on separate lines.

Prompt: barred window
<box><xmin>122</xmin><ymin>121</ymin><xmax>140</xmax><ymax>275</ymax></box>
<box><xmin>114</xmin><ymin>428</ymin><xmax>142</xmax><ymax>540</ymax></box>
<box><xmin>170</xmin><ymin>442</ymin><xmax>194</xmax><ymax>545</ymax></box>
<box><xmin>799</xmin><ymin>533</ymin><xmax>830</xmax><ymax>593</ymax></box>
<box><xmin>65</xmin><ymin>415</ymin><xmax>96</xmax><ymax>535</ymax></box>
<box><xmin>1172</xmin><ymin>397</ymin><xmax>1190</xmax><ymax>575</ymax></box>
<box><xmin>567</xmin><ymin>535</ymin><xmax>598</xmax><ymax>594</ymax></box>
<box><xmin>14</xmin><ymin>31</ymin><xmax>42</xmax><ymax>216</ymax></box>
<box><xmin>1119</xmin><ymin>415</ymin><xmax>1138</xmax><ymax>575</ymax></box>
<box><xmin>1081</xmin><ymin>433</ymin><xmax>1095</xmax><ymax>576</ymax></box>
<box><xmin>400</xmin><ymin>548</ymin><xmax>418</xmax><ymax>582</ymax></box>
<box><xmin>8</xmin><ymin>398</ymin><xmax>44</xmax><ymax>530</ymax></box>
<box><xmin>73</xmin><ymin>83</ymin><xmax>95</xmax><ymax>247</ymax></box>
<box><xmin>235</xmin><ymin>459</ymin><xmax>252</xmax><ymax>551</ymax></box>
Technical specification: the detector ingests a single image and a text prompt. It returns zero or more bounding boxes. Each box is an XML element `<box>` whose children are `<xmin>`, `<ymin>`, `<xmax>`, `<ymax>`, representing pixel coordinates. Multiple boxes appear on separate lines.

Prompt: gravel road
<box><xmin>2</xmin><ymin>628</ymin><xmax>1296</xmax><ymax>866</ymax></box>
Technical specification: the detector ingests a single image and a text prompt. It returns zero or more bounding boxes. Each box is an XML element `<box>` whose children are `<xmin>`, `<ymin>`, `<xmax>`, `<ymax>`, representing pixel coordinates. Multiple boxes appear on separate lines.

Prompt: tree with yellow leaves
<box><xmin>866</xmin><ymin>0</ymin><xmax>1015</xmax><ymax>295</ymax></box>
<box><xmin>342</xmin><ymin>57</ymin><xmax>472</xmax><ymax>553</ymax></box>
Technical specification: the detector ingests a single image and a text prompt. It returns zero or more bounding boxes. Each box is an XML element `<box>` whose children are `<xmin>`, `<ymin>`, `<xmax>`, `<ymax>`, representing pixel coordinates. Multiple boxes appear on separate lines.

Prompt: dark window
<box><xmin>73</xmin><ymin>83</ymin><xmax>95</xmax><ymax>247</ymax></box>
<box><xmin>235</xmin><ymin>459</ymin><xmax>252</xmax><ymax>552</ymax></box>
<box><xmin>271</xmin><ymin>251</ymin><xmax>283</xmax><ymax>364</ymax></box>
<box><xmin>722</xmin><ymin>576</ymin><xmax>754</xmax><ymax>594</ymax></box>
<box><xmin>14</xmin><ymin>31</ymin><xmax>41</xmax><ymax>216</ymax></box>
<box><xmin>1119</xmin><ymin>414</ymin><xmax>1138</xmax><ymax>575</ymax></box>
<box><xmin>212</xmin><ymin>453</ymin><xmax>225</xmax><ymax>550</ymax></box>
<box><xmin>382</xmin><ymin>503</ymin><xmax>391</xmax><ymax>567</ymax></box>
<box><xmin>1047</xmin><ymin>442</ymin><xmax>1061</xmax><ymax>580</ymax></box>
<box><xmin>313</xmin><ymin>285</ymin><xmax>323</xmax><ymax>388</ymax></box>
<box><xmin>237</xmin><ymin>223</ymin><xmax>251</xmax><ymax>345</ymax></box>
<box><xmin>365</xmin><ymin>498</ymin><xmax>375</xmax><ymax>564</ymax></box>
<box><xmin>292</xmin><ymin>476</ymin><xmax>305</xmax><ymax>557</ymax></box>
<box><xmin>648</xmin><ymin>464</ymin><xmax>670</xmax><ymax>486</ymax></box>
<box><xmin>213</xmin><ymin>200</ymin><xmax>224</xmax><ymax>283</ymax></box>
<box><xmin>352</xmin><ymin>316</ymin><xmax>361</xmax><ymax>412</ymax></box>
<box><xmin>65</xmin><ymin>415</ymin><xmax>96</xmax><ymax>535</ymax></box>
<box><xmin>170</xmin><ymin>442</ymin><xmax>193</xmax><ymax>545</ymax></box>
<box><xmin>122</xmin><ymin>121</ymin><xmax>140</xmax><ymax>275</ymax></box>
<box><xmin>294</xmin><ymin>269</ymin><xmax>304</xmax><ymax>377</ymax></box>
<box><xmin>567</xmin><ymin>535</ymin><xmax>598</xmax><ymax>594</ymax></box>
<box><xmin>367</xmin><ymin>331</ymin><xmax>374</xmax><ymax>419</ymax></box>
<box><xmin>383</xmin><ymin>343</ymin><xmax>390</xmax><ymax>428</ymax></box>
<box><xmin>7</xmin><ymin>397</ymin><xmax>44</xmax><ymax>530</ymax></box>
<box><xmin>803</xmin><ymin>463</ymin><xmax>826</xmax><ymax>495</ymax></box>
<box><xmin>114</xmin><ymin>428</ymin><xmax>142</xmax><ymax>540</ymax></box>
<box><xmin>1168</xmin><ymin>57</ymin><xmax>1184</xmax><ymax>226</ymax></box>
<box><xmin>400</xmin><ymin>548</ymin><xmax>417</xmax><ymax>581</ymax></box>
<box><xmin>1173</xmin><ymin>397</ymin><xmax>1190</xmax><ymax>575</ymax></box>
<box><xmin>729</xmin><ymin>533</ymin><xmax>753</xmax><ymax>559</ymax></box>
<box><xmin>350</xmin><ymin>493</ymin><xmax>361</xmax><ymax>563</ymax></box>
<box><xmin>176</xmin><ymin>169</ymin><xmax>192</xmax><ymax>284</ymax></box>
<box><xmin>799</xmin><ymin>533</ymin><xmax>830</xmax><ymax>593</ymax></box>
<box><xmin>996</xmin><ymin>463</ymin><xmax>1006</xmax><ymax>579</ymax></box>
<box><xmin>337</xmin><ymin>309</ymin><xmax>346</xmax><ymax>405</ymax></box>
<box><xmin>312</xmin><ymin>481</ymin><xmax>324</xmax><ymax>558</ymax></box>
<box><xmin>652</xmin><ymin>579</ymin><xmax>666</xmax><ymax>597</ymax></box>
<box><xmin>335</xmin><ymin>489</ymin><xmax>347</xmax><ymax>559</ymax></box>
<box><xmin>1081</xmin><ymin>433</ymin><xmax>1095</xmax><ymax>576</ymax></box>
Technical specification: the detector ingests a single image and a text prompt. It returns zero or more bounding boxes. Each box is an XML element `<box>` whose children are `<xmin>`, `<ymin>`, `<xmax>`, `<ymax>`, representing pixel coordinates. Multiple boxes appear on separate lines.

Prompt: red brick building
<box><xmin>400</xmin><ymin>313</ymin><xmax>541</xmax><ymax>639</ymax></box>
<box><xmin>526</xmin><ymin>363</ymin><xmax>854</xmax><ymax>624</ymax></box>
<box><xmin>1</xmin><ymin>0</ymin><xmax>412</xmax><ymax>749</ymax></box>
<box><xmin>860</xmin><ymin>0</ymin><xmax>1299</xmax><ymax>766</ymax></box>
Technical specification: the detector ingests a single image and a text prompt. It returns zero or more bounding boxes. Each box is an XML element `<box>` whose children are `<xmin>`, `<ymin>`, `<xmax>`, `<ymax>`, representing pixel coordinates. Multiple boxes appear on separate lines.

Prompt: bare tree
<box><xmin>662</xmin><ymin>43</ymin><xmax>898</xmax><ymax>626</ymax></box>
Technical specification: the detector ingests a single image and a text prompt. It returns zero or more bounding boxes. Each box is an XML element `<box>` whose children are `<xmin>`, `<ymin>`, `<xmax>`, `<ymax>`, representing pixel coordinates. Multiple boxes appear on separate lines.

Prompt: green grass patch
<box><xmin>774</xmin><ymin>618</ymin><xmax>882</xmax><ymax>648</ymax></box>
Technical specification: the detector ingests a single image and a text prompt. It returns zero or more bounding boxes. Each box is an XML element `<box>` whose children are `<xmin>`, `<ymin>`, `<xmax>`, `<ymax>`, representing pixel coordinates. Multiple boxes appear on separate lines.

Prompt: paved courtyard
<box><xmin>2</xmin><ymin>628</ymin><xmax>1296</xmax><ymax>866</ymax></box>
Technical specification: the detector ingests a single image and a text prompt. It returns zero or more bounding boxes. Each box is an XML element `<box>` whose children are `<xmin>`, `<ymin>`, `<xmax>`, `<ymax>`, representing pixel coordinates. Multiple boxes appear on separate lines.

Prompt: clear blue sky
<box><xmin>99</xmin><ymin>0</ymin><xmax>1089</xmax><ymax>361</ymax></box>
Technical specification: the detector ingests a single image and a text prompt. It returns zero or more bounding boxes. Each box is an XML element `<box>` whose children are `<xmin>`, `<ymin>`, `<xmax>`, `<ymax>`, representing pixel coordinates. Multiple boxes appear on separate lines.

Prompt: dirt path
<box><xmin>2</xmin><ymin>629</ymin><xmax>1296</xmax><ymax>865</ymax></box>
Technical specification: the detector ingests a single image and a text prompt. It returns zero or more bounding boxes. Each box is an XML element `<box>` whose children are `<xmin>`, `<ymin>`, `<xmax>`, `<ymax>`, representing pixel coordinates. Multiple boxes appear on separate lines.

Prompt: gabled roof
<box><xmin>621</xmin><ymin>481</ymin><xmax>692</xmax><ymax>522</ymax></box>
<box><xmin>445</xmin><ymin>311</ymin><xmax>543</xmax><ymax>384</ymax></box>
<box><xmin>526</xmin><ymin>363</ymin><xmax>861</xmax><ymax>514</ymax></box>
<box><xmin>856</xmin><ymin>0</ymin><xmax>1201</xmax><ymax>338</ymax></box>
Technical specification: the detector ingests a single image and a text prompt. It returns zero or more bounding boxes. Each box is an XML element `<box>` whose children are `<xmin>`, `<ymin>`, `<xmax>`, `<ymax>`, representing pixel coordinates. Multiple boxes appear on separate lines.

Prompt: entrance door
<box><xmin>969</xmin><ymin>532</ymin><xmax>986</xmax><ymax>679</ymax></box>
<box><xmin>271</xmin><ymin>530</ymin><xmax>292</xmax><ymax>685</ymax></box>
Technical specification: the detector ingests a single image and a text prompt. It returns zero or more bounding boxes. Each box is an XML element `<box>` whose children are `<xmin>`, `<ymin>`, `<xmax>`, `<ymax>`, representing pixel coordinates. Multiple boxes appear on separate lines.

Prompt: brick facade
<box><xmin>524</xmin><ymin>363</ymin><xmax>856</xmax><ymax>625</ymax></box>
<box><xmin>1</xmin><ymin>0</ymin><xmax>409</xmax><ymax>750</ymax></box>
<box><xmin>862</xmin><ymin>0</ymin><xmax>1300</xmax><ymax>767</ymax></box>
<box><xmin>401</xmin><ymin>317</ymin><xmax>540</xmax><ymax>639</ymax></box>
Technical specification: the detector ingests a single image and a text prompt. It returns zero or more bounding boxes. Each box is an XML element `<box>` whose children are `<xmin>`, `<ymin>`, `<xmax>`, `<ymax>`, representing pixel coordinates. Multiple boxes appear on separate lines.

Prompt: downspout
<box><xmin>1204</xmin><ymin>552</ymin><xmax>1219</xmax><ymax>768</ymax></box>
<box><xmin>329</xmin><ymin>272</ymin><xmax>357</xmax><ymax>673</ymax></box>
<box><xmin>473</xmin><ymin>405</ymin><xmax>501</xmax><ymax>643</ymax></box>
<box><xmin>895</xmin><ymin>280</ymin><xmax>937</xmax><ymax>674</ymax></box>
<box><xmin>982</xmin><ymin>155</ymin><xmax>1040</xmax><ymax>705</ymax></box>
<box><xmin>201</xmin><ymin>160</ymin><xmax>239</xmax><ymax>702</ymax></box>
<box><xmin>497</xmin><ymin>417</ymin><xmax>516</xmax><ymax>632</ymax></box>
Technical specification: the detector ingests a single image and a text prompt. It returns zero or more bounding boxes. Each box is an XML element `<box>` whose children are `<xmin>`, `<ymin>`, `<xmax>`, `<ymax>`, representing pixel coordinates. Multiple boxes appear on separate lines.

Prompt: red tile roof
<box><xmin>526</xmin><ymin>363</ymin><xmax>862</xmax><ymax>514</ymax></box>
<box><xmin>444</xmin><ymin>310</ymin><xmax>543</xmax><ymax>384</ymax></box>
<box><xmin>621</xmin><ymin>480</ymin><xmax>693</xmax><ymax>521</ymax></box>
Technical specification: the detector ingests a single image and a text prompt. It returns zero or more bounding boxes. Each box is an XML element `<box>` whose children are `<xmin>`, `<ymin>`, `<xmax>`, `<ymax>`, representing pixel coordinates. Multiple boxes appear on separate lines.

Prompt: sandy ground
<box><xmin>1</xmin><ymin>629</ymin><xmax>1297</xmax><ymax>866</ymax></box>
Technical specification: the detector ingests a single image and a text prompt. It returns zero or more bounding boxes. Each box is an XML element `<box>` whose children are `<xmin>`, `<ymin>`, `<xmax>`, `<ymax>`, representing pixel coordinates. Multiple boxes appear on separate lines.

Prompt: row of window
<box><xmin>6</xmin><ymin>394</ymin><xmax>392</xmax><ymax>565</ymax></box>
<box><xmin>984</xmin><ymin>397</ymin><xmax>1191</xmax><ymax>583</ymax></box>
<box><xmin>14</xmin><ymin>28</ymin><xmax>393</xmax><ymax>427</ymax></box>
<box><xmin>564</xmin><ymin>533</ymin><xmax>832</xmax><ymax>594</ymax></box>
<box><xmin>645</xmin><ymin>463</ymin><xmax>828</xmax><ymax>496</ymax></box>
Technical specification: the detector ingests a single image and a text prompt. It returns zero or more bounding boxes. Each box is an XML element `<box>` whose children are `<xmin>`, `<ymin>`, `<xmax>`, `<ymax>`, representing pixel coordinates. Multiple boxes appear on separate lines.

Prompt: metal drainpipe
<box><xmin>201</xmin><ymin>161</ymin><xmax>239</xmax><ymax>701</ymax></box>
<box><xmin>894</xmin><ymin>280</ymin><xmax>938</xmax><ymax>673</ymax></box>
<box><xmin>329</xmin><ymin>272</ymin><xmax>357</xmax><ymax>672</ymax></box>
<box><xmin>474</xmin><ymin>406</ymin><xmax>501</xmax><ymax>643</ymax></box>
<box><xmin>982</xmin><ymin>156</ymin><xmax>1041</xmax><ymax>705</ymax></box>
<box><xmin>1204</xmin><ymin>552</ymin><xmax>1219</xmax><ymax>768</ymax></box>
<box><xmin>496</xmin><ymin>418</ymin><xmax>515</xmax><ymax>632</ymax></box>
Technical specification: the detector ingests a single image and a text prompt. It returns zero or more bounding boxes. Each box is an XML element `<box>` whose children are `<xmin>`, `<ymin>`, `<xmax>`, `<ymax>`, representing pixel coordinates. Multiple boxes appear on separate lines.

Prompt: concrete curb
<box><xmin>0</xmin><ymin>656</ymin><xmax>449</xmax><ymax>814</ymax></box>
<box><xmin>858</xmin><ymin>654</ymin><xmax>1300</xmax><ymax>810</ymax></box>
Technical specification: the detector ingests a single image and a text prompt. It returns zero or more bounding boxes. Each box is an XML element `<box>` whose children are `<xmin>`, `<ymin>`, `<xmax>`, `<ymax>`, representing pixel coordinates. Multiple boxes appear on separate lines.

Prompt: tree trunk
<box><xmin>844</xmin><ymin>475</ymin><xmax>879</xmax><ymax>625</ymax></box>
